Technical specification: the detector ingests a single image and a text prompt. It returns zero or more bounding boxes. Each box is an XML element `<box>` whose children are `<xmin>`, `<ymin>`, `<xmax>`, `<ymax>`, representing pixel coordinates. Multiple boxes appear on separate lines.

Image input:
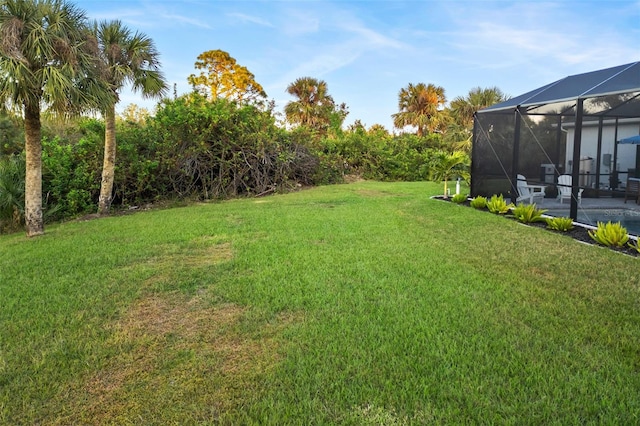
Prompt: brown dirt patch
<box><xmin>356</xmin><ymin>189</ymin><xmax>394</xmax><ymax>197</ymax></box>
<box><xmin>117</xmin><ymin>239</ymin><xmax>234</xmax><ymax>289</ymax></box>
<box><xmin>152</xmin><ymin>239</ymin><xmax>233</xmax><ymax>267</ymax></box>
<box><xmin>54</xmin><ymin>292</ymin><xmax>299</xmax><ymax>424</ymax></box>
<box><xmin>344</xmin><ymin>174</ymin><xmax>365</xmax><ymax>183</ymax></box>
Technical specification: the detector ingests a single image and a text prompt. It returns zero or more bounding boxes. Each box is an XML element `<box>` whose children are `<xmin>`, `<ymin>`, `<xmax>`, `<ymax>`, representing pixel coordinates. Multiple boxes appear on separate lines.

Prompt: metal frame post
<box><xmin>510</xmin><ymin>107</ymin><xmax>522</xmax><ymax>203</ymax></box>
<box><xmin>570</xmin><ymin>99</ymin><xmax>584</xmax><ymax>220</ymax></box>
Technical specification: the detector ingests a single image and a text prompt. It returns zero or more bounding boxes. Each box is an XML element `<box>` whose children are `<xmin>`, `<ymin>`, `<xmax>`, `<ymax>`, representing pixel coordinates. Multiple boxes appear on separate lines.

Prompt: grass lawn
<box><xmin>1</xmin><ymin>181</ymin><xmax>639</xmax><ymax>424</ymax></box>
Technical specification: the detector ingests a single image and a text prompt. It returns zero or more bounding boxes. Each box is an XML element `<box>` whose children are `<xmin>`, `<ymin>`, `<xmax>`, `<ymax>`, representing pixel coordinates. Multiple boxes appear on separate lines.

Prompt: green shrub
<box><xmin>486</xmin><ymin>194</ymin><xmax>513</xmax><ymax>214</ymax></box>
<box><xmin>0</xmin><ymin>111</ymin><xmax>24</xmax><ymax>156</ymax></box>
<box><xmin>150</xmin><ymin>95</ymin><xmax>329</xmax><ymax>200</ymax></box>
<box><xmin>41</xmin><ymin>118</ymin><xmax>105</xmax><ymax>218</ymax></box>
<box><xmin>0</xmin><ymin>154</ymin><xmax>25</xmax><ymax>232</ymax></box>
<box><xmin>512</xmin><ymin>203</ymin><xmax>547</xmax><ymax>223</ymax></box>
<box><xmin>325</xmin><ymin>130</ymin><xmax>453</xmax><ymax>182</ymax></box>
<box><xmin>546</xmin><ymin>216</ymin><xmax>574</xmax><ymax>232</ymax></box>
<box><xmin>469</xmin><ymin>196</ymin><xmax>487</xmax><ymax>209</ymax></box>
<box><xmin>588</xmin><ymin>221</ymin><xmax>629</xmax><ymax>247</ymax></box>
<box><xmin>451</xmin><ymin>193</ymin><xmax>467</xmax><ymax>204</ymax></box>
<box><xmin>628</xmin><ymin>239</ymin><xmax>640</xmax><ymax>253</ymax></box>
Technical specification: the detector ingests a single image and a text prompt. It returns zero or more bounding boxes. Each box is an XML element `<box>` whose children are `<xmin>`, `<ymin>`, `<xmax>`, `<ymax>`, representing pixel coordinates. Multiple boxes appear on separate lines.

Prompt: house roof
<box><xmin>479</xmin><ymin>61</ymin><xmax>640</xmax><ymax>117</ymax></box>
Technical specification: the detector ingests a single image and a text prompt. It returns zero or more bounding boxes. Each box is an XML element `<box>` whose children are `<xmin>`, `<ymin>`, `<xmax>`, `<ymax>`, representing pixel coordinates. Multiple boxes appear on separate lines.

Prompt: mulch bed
<box><xmin>436</xmin><ymin>196</ymin><xmax>639</xmax><ymax>258</ymax></box>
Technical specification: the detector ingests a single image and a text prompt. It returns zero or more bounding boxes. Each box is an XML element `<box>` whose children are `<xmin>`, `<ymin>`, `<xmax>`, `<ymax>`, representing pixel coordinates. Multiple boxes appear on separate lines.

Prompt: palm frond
<box><xmin>94</xmin><ymin>19</ymin><xmax>167</xmax><ymax>101</ymax></box>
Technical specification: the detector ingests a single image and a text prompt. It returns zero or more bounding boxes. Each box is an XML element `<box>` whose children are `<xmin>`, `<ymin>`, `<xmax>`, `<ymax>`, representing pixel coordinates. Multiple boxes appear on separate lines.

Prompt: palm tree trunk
<box><xmin>98</xmin><ymin>105</ymin><xmax>117</xmax><ymax>214</ymax></box>
<box><xmin>24</xmin><ymin>104</ymin><xmax>44</xmax><ymax>237</ymax></box>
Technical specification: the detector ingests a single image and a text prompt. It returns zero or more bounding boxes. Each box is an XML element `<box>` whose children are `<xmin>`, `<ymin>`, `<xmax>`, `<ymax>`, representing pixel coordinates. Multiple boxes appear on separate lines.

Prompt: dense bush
<box><xmin>148</xmin><ymin>95</ymin><xmax>330</xmax><ymax>200</ymax></box>
<box><xmin>2</xmin><ymin>93</ymin><xmax>471</xmax><ymax>233</ymax></box>
<box><xmin>110</xmin><ymin>120</ymin><xmax>165</xmax><ymax>206</ymax></box>
<box><xmin>42</xmin><ymin>119</ymin><xmax>104</xmax><ymax>218</ymax></box>
<box><xmin>324</xmin><ymin>128</ymin><xmax>447</xmax><ymax>181</ymax></box>
<box><xmin>0</xmin><ymin>112</ymin><xmax>24</xmax><ymax>156</ymax></box>
<box><xmin>33</xmin><ymin>97</ymin><xmax>340</xmax><ymax>220</ymax></box>
<box><xmin>0</xmin><ymin>154</ymin><xmax>25</xmax><ymax>232</ymax></box>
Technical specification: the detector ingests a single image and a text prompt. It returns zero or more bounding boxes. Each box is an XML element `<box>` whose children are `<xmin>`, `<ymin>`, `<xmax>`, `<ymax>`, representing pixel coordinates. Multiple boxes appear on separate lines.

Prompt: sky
<box><xmin>74</xmin><ymin>0</ymin><xmax>640</xmax><ymax>131</ymax></box>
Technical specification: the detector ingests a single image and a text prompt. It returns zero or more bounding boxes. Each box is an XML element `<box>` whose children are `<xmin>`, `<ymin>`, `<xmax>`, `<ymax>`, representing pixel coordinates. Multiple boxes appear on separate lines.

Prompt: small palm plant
<box><xmin>429</xmin><ymin>150</ymin><xmax>469</xmax><ymax>198</ymax></box>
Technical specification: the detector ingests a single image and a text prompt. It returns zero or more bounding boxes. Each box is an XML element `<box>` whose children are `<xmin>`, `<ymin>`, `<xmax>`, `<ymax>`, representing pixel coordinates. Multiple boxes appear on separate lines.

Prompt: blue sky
<box><xmin>75</xmin><ymin>0</ymin><xmax>640</xmax><ymax>131</ymax></box>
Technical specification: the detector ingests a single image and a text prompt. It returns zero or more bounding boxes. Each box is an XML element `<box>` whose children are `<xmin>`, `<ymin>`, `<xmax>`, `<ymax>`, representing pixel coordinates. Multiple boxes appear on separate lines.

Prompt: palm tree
<box><xmin>0</xmin><ymin>0</ymin><xmax>111</xmax><ymax>236</ymax></box>
<box><xmin>284</xmin><ymin>77</ymin><xmax>336</xmax><ymax>133</ymax></box>
<box><xmin>449</xmin><ymin>86</ymin><xmax>507</xmax><ymax>129</ymax></box>
<box><xmin>429</xmin><ymin>150</ymin><xmax>470</xmax><ymax>198</ymax></box>
<box><xmin>95</xmin><ymin>20</ymin><xmax>167</xmax><ymax>214</ymax></box>
<box><xmin>392</xmin><ymin>83</ymin><xmax>446</xmax><ymax>136</ymax></box>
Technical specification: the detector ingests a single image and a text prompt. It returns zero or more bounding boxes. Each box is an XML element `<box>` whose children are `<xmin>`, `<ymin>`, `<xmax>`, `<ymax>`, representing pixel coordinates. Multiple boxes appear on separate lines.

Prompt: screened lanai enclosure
<box><xmin>472</xmin><ymin>61</ymin><xmax>640</xmax><ymax>224</ymax></box>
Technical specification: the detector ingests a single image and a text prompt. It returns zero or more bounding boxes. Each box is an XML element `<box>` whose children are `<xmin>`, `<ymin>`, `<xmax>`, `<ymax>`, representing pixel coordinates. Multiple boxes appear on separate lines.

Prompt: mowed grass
<box><xmin>1</xmin><ymin>181</ymin><xmax>639</xmax><ymax>424</ymax></box>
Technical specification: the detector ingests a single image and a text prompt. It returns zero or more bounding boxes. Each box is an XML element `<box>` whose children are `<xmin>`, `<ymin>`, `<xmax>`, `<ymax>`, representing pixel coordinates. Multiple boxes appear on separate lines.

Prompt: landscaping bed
<box><xmin>436</xmin><ymin>195</ymin><xmax>639</xmax><ymax>257</ymax></box>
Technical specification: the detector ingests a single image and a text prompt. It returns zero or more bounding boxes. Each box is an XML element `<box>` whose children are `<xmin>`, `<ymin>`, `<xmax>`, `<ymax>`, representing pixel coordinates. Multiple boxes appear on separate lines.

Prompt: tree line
<box><xmin>0</xmin><ymin>0</ymin><xmax>507</xmax><ymax>236</ymax></box>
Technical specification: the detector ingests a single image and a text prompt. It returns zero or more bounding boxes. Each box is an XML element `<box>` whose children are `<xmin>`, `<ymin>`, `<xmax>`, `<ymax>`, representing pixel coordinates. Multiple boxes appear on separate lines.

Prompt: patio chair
<box><xmin>624</xmin><ymin>177</ymin><xmax>640</xmax><ymax>204</ymax></box>
<box><xmin>557</xmin><ymin>174</ymin><xmax>583</xmax><ymax>204</ymax></box>
<box><xmin>516</xmin><ymin>174</ymin><xmax>546</xmax><ymax>204</ymax></box>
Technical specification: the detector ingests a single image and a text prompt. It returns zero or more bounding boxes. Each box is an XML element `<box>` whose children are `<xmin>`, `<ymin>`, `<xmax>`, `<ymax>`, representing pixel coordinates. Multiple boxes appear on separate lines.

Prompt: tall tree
<box><xmin>449</xmin><ymin>86</ymin><xmax>507</xmax><ymax>129</ymax></box>
<box><xmin>392</xmin><ymin>83</ymin><xmax>447</xmax><ymax>136</ymax></box>
<box><xmin>95</xmin><ymin>20</ymin><xmax>167</xmax><ymax>215</ymax></box>
<box><xmin>187</xmin><ymin>49</ymin><xmax>266</xmax><ymax>103</ymax></box>
<box><xmin>119</xmin><ymin>103</ymin><xmax>151</xmax><ymax>124</ymax></box>
<box><xmin>0</xmin><ymin>0</ymin><xmax>110</xmax><ymax>236</ymax></box>
<box><xmin>285</xmin><ymin>77</ymin><xmax>346</xmax><ymax>134</ymax></box>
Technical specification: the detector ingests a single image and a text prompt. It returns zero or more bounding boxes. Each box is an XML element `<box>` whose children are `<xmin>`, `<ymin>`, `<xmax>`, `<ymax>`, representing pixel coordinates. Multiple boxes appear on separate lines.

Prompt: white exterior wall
<box><xmin>564</xmin><ymin>118</ymin><xmax>640</xmax><ymax>188</ymax></box>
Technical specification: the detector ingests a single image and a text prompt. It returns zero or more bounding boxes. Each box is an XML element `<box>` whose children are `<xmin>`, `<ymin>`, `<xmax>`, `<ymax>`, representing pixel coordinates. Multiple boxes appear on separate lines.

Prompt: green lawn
<box><xmin>1</xmin><ymin>181</ymin><xmax>639</xmax><ymax>424</ymax></box>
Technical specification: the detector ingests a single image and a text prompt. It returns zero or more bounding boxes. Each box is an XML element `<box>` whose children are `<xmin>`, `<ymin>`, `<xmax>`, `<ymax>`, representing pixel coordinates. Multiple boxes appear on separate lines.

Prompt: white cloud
<box><xmin>83</xmin><ymin>4</ymin><xmax>211</xmax><ymax>29</ymax></box>
<box><xmin>156</xmin><ymin>12</ymin><xmax>212</xmax><ymax>29</ymax></box>
<box><xmin>339</xmin><ymin>20</ymin><xmax>407</xmax><ymax>51</ymax></box>
<box><xmin>271</xmin><ymin>4</ymin><xmax>407</xmax><ymax>85</ymax></box>
<box><xmin>432</xmin><ymin>0</ymin><xmax>638</xmax><ymax>83</ymax></box>
<box><xmin>87</xmin><ymin>8</ymin><xmax>146</xmax><ymax>22</ymax></box>
<box><xmin>280</xmin><ymin>9</ymin><xmax>320</xmax><ymax>35</ymax></box>
<box><xmin>227</xmin><ymin>12</ymin><xmax>274</xmax><ymax>28</ymax></box>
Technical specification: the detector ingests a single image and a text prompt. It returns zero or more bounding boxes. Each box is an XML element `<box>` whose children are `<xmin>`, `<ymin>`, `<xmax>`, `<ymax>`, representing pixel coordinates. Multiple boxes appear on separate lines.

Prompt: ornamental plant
<box><xmin>546</xmin><ymin>216</ymin><xmax>574</xmax><ymax>232</ymax></box>
<box><xmin>512</xmin><ymin>203</ymin><xmax>547</xmax><ymax>223</ymax></box>
<box><xmin>469</xmin><ymin>196</ymin><xmax>487</xmax><ymax>209</ymax></box>
<box><xmin>486</xmin><ymin>194</ymin><xmax>513</xmax><ymax>214</ymax></box>
<box><xmin>451</xmin><ymin>193</ymin><xmax>467</xmax><ymax>204</ymax></box>
<box><xmin>588</xmin><ymin>221</ymin><xmax>629</xmax><ymax>247</ymax></box>
<box><xmin>628</xmin><ymin>239</ymin><xmax>640</xmax><ymax>253</ymax></box>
